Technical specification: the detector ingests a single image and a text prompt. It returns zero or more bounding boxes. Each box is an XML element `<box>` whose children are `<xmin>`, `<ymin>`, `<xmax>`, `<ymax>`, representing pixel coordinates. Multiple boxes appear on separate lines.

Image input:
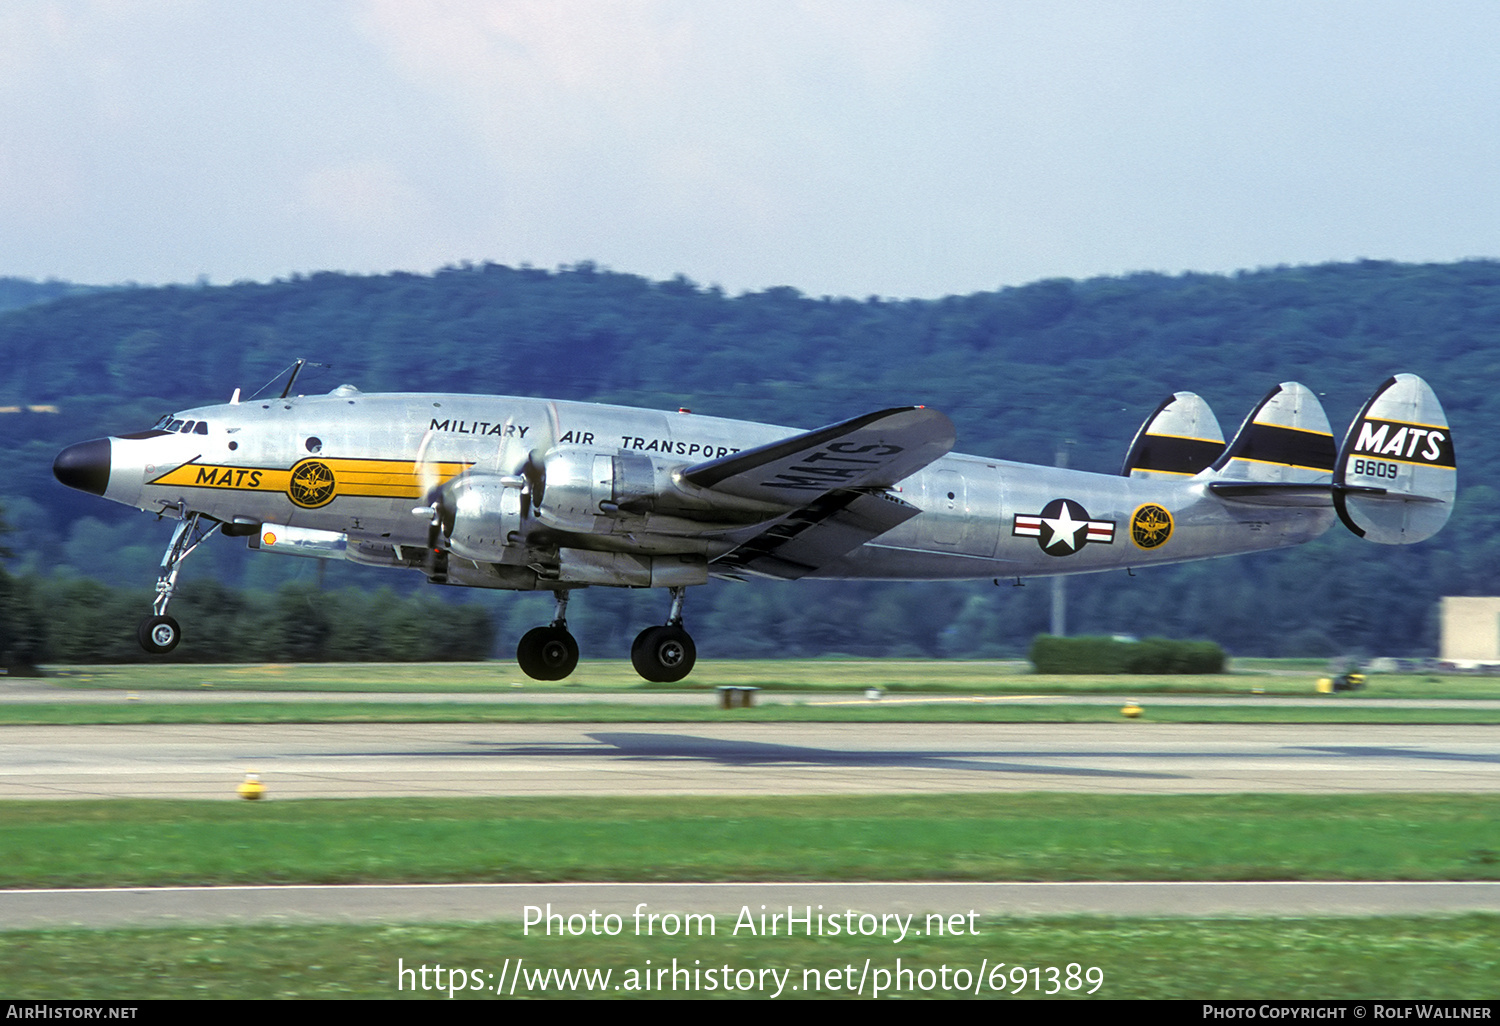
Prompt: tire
<box><xmin>631</xmin><ymin>625</ymin><xmax>652</xmax><ymax>664</ymax></box>
<box><xmin>137</xmin><ymin>614</ymin><xmax>181</xmax><ymax>655</ymax></box>
<box><xmin>517</xmin><ymin>626</ymin><xmax>579</xmax><ymax>681</ymax></box>
<box><xmin>630</xmin><ymin>625</ymin><xmax>696</xmax><ymax>683</ymax></box>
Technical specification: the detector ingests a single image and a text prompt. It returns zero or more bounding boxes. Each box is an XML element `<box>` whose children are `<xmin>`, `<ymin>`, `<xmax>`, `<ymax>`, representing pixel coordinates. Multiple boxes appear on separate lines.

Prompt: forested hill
<box><xmin>0</xmin><ymin>277</ymin><xmax>110</xmax><ymax>316</ymax></box>
<box><xmin>6</xmin><ymin>259</ymin><xmax>1499</xmax><ymax>470</ymax></box>
<box><xmin>3</xmin><ymin>259</ymin><xmax>1497</xmax><ymax>658</ymax></box>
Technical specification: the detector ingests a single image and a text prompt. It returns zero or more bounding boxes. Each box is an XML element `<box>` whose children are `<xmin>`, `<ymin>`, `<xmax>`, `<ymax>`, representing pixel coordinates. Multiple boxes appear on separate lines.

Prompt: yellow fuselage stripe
<box><xmin>149</xmin><ymin>458</ymin><xmax>472</xmax><ymax>500</ymax></box>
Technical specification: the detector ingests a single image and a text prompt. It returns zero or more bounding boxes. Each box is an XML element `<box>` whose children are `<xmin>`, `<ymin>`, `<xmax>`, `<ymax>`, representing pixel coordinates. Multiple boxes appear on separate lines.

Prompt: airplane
<box><xmin>52</xmin><ymin>369</ymin><xmax>1455</xmax><ymax>682</ymax></box>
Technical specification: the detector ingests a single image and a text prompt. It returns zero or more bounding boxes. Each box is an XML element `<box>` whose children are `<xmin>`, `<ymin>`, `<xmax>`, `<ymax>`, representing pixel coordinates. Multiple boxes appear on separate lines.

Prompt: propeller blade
<box><xmin>412</xmin><ymin>425</ymin><xmax>446</xmax><ymax>550</ymax></box>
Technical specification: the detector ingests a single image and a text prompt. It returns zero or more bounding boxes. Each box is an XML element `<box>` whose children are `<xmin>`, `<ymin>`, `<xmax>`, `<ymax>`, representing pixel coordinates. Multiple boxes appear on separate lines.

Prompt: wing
<box><xmin>682</xmin><ymin>406</ymin><xmax>955</xmax><ymax>502</ymax></box>
<box><xmin>710</xmin><ymin>489</ymin><xmax>923</xmax><ymax>579</ymax></box>
<box><xmin>682</xmin><ymin>406</ymin><xmax>956</xmax><ymax>580</ymax></box>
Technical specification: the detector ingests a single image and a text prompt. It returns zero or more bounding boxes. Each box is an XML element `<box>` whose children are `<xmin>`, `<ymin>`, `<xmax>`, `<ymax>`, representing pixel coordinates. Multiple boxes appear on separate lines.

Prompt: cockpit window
<box><xmin>150</xmin><ymin>416</ymin><xmax>210</xmax><ymax>434</ymax></box>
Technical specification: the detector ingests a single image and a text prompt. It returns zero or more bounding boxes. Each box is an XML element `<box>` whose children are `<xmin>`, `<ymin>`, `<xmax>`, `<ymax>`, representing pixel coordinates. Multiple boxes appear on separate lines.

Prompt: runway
<box><xmin>8</xmin><ymin>681</ymin><xmax>1500</xmax><ymax>708</ymax></box>
<box><xmin>0</xmin><ymin>721</ymin><xmax>1495</xmax><ymax>799</ymax></box>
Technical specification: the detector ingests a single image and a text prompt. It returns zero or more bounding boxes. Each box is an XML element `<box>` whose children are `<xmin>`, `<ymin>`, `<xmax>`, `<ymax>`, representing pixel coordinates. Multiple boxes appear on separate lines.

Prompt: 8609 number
<box><xmin>1351</xmin><ymin>459</ymin><xmax>1400</xmax><ymax>479</ymax></box>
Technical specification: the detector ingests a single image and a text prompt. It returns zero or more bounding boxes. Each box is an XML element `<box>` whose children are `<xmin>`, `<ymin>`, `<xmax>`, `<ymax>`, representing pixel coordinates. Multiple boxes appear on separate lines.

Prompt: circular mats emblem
<box><xmin>288</xmin><ymin>459</ymin><xmax>336</xmax><ymax>508</ymax></box>
<box><xmin>1130</xmin><ymin>503</ymin><xmax>1173</xmax><ymax>549</ymax></box>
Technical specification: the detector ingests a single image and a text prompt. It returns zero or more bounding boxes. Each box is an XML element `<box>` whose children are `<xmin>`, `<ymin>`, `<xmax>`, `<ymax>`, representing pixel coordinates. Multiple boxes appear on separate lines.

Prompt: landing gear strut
<box><xmin>138</xmin><ymin>512</ymin><xmax>219</xmax><ymax>654</ymax></box>
<box><xmin>516</xmin><ymin>590</ymin><xmax>579</xmax><ymax>681</ymax></box>
<box><xmin>631</xmin><ymin>586</ymin><xmax>697</xmax><ymax>683</ymax></box>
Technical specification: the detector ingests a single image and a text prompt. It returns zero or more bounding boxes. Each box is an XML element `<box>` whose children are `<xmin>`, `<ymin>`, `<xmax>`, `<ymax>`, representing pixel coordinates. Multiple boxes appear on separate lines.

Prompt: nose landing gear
<box><xmin>137</xmin><ymin>513</ymin><xmax>219</xmax><ymax>654</ymax></box>
<box><xmin>138</xmin><ymin>614</ymin><xmax>182</xmax><ymax>655</ymax></box>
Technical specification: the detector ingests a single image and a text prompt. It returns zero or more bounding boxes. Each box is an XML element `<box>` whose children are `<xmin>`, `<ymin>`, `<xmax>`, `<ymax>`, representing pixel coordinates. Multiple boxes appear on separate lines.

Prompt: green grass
<box><xmin>5</xmin><ymin>789</ymin><xmax>1497</xmax><ymax>999</ymax></box>
<box><xmin>8</xmin><ymin>659</ymin><xmax>1498</xmax><ymax>999</ymax></box>
<box><xmin>5</xmin><ymin>699</ymin><xmax>1500</xmax><ymax>726</ymax></box>
<box><xmin>33</xmin><ymin>659</ymin><xmax>1500</xmax><ymax>699</ymax></box>
<box><xmin>3</xmin><ymin>916</ymin><xmax>1497</xmax><ymax>999</ymax></box>
<box><xmin>2</xmin><ymin>794</ymin><xmax>1497</xmax><ymax>889</ymax></box>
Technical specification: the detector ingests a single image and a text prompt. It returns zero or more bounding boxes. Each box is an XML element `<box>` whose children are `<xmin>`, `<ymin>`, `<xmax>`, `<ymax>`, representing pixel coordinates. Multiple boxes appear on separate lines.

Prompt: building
<box><xmin>1440</xmin><ymin>597</ymin><xmax>1500</xmax><ymax>667</ymax></box>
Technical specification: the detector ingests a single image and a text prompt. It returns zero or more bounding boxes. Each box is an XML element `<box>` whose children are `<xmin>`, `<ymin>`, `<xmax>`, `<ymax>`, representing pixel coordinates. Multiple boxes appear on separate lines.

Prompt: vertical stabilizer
<box><xmin>1121</xmin><ymin>391</ymin><xmax>1225</xmax><ymax>479</ymax></box>
<box><xmin>1333</xmin><ymin>374</ymin><xmax>1456</xmax><ymax>544</ymax></box>
<box><xmin>1211</xmin><ymin>382</ymin><xmax>1335</xmax><ymax>484</ymax></box>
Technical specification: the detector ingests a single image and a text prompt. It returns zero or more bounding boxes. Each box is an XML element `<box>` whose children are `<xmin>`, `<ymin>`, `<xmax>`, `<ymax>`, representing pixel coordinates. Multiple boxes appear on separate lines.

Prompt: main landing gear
<box><xmin>631</xmin><ymin>586</ymin><xmax>696</xmax><ymax>684</ymax></box>
<box><xmin>138</xmin><ymin>512</ymin><xmax>220</xmax><ymax>655</ymax></box>
<box><xmin>513</xmin><ymin>586</ymin><xmax>697</xmax><ymax>684</ymax></box>
<box><xmin>515</xmin><ymin>590</ymin><xmax>580</xmax><ymax>681</ymax></box>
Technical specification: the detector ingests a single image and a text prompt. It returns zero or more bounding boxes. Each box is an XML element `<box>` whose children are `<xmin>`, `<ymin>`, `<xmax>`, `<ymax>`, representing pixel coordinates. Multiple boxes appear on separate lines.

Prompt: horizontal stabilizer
<box><xmin>1207</xmin><ymin>482</ymin><xmax>1336</xmax><ymax>507</ymax></box>
<box><xmin>1121</xmin><ymin>391</ymin><xmax>1225</xmax><ymax>478</ymax></box>
<box><xmin>683</xmin><ymin>406</ymin><xmax>955</xmax><ymax>507</ymax></box>
<box><xmin>1333</xmin><ymin>374</ymin><xmax>1455</xmax><ymax>544</ymax></box>
<box><xmin>1211</xmin><ymin>382</ymin><xmax>1335</xmax><ymax>484</ymax></box>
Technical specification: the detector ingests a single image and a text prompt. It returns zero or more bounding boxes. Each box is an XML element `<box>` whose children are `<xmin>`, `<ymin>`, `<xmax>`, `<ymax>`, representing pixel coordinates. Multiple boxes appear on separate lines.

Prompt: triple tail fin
<box><xmin>1205</xmin><ymin>382</ymin><xmax>1340</xmax><ymax>505</ymax></box>
<box><xmin>1121</xmin><ymin>392</ymin><xmax>1225</xmax><ymax>479</ymax></box>
<box><xmin>1332</xmin><ymin>374</ymin><xmax>1455</xmax><ymax>544</ymax></box>
<box><xmin>1205</xmin><ymin>375</ymin><xmax>1456</xmax><ymax>545</ymax></box>
<box><xmin>1212</xmin><ymin>381</ymin><xmax>1337</xmax><ymax>483</ymax></box>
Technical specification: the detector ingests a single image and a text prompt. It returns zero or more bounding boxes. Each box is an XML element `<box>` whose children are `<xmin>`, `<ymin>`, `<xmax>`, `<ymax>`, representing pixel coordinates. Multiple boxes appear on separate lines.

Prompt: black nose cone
<box><xmin>54</xmin><ymin>438</ymin><xmax>111</xmax><ymax>496</ymax></box>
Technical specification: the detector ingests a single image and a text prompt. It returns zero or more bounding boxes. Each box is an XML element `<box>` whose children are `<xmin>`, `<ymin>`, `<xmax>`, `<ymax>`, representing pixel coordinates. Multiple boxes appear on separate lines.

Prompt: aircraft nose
<box><xmin>53</xmin><ymin>438</ymin><xmax>112</xmax><ymax>496</ymax></box>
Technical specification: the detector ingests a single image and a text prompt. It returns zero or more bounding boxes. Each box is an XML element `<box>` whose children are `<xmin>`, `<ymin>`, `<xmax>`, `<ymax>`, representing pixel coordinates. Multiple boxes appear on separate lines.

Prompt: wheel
<box><xmin>516</xmin><ymin>626</ymin><xmax>579</xmax><ymax>681</ymax></box>
<box><xmin>535</xmin><ymin>627</ymin><xmax>579</xmax><ymax>680</ymax></box>
<box><xmin>630</xmin><ymin>625</ymin><xmax>696</xmax><ymax>683</ymax></box>
<box><xmin>137</xmin><ymin>614</ymin><xmax>181</xmax><ymax>655</ymax></box>
<box><xmin>631</xmin><ymin>625</ymin><xmax>652</xmax><ymax>664</ymax></box>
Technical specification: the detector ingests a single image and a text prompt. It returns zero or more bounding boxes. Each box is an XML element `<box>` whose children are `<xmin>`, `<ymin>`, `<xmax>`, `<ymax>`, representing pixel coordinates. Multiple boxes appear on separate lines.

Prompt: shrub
<box><xmin>1029</xmin><ymin>634</ymin><xmax>1225</xmax><ymax>674</ymax></box>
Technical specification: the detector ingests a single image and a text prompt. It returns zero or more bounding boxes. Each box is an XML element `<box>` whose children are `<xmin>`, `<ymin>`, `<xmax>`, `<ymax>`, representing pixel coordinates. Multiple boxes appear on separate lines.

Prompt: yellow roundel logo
<box><xmin>1130</xmin><ymin>503</ymin><xmax>1173</xmax><ymax>549</ymax></box>
<box><xmin>288</xmin><ymin>459</ymin><xmax>336</xmax><ymax>508</ymax></box>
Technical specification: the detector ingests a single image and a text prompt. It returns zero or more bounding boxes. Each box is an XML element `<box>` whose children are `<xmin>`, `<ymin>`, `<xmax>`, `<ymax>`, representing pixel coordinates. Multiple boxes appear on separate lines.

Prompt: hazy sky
<box><xmin>3</xmin><ymin>0</ymin><xmax>1499</xmax><ymax>298</ymax></box>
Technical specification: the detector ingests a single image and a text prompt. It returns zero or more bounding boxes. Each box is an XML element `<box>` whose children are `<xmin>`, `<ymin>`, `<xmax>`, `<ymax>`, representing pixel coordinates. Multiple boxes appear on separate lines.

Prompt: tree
<box><xmin>0</xmin><ymin>504</ymin><xmax>44</xmax><ymax>674</ymax></box>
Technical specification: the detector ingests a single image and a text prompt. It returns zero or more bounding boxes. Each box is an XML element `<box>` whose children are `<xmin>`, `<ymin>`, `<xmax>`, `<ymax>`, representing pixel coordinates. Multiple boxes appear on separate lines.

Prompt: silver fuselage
<box><xmin>91</xmin><ymin>391</ymin><xmax>1334</xmax><ymax>587</ymax></box>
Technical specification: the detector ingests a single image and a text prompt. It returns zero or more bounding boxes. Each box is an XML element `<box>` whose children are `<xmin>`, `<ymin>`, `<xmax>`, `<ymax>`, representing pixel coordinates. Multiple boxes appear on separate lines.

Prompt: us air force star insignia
<box><xmin>288</xmin><ymin>459</ymin><xmax>336</xmax><ymax>508</ymax></box>
<box><xmin>1012</xmin><ymin>499</ymin><xmax>1116</xmax><ymax>556</ymax></box>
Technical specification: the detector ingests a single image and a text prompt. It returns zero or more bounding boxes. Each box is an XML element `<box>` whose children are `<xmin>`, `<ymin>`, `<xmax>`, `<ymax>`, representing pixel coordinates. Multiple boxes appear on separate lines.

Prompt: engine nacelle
<box><xmin>536</xmin><ymin>446</ymin><xmax>682</xmax><ymax>529</ymax></box>
<box><xmin>446</xmin><ymin>475</ymin><xmax>527</xmax><ymax>563</ymax></box>
<box><xmin>535</xmin><ymin>446</ymin><xmax>617</xmax><ymax>531</ymax></box>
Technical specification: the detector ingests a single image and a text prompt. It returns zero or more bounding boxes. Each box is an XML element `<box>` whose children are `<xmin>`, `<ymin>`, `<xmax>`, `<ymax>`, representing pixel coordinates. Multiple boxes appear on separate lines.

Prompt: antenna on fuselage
<box><xmin>246</xmin><ymin>359</ymin><xmax>304</xmax><ymax>402</ymax></box>
<box><xmin>279</xmin><ymin>359</ymin><xmax>306</xmax><ymax>399</ymax></box>
<box><xmin>244</xmin><ymin>359</ymin><xmax>333</xmax><ymax>402</ymax></box>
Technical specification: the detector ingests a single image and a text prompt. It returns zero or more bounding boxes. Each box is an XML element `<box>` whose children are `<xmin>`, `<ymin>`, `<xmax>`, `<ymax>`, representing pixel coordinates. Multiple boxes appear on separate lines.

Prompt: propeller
<box><xmin>488</xmin><ymin>404</ymin><xmax>559</xmax><ymax>520</ymax></box>
<box><xmin>410</xmin><ymin>425</ymin><xmax>450</xmax><ymax>576</ymax></box>
<box><xmin>518</xmin><ymin>402</ymin><xmax>561</xmax><ymax>514</ymax></box>
<box><xmin>408</xmin><ymin>405</ymin><xmax>561</xmax><ymax>570</ymax></box>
